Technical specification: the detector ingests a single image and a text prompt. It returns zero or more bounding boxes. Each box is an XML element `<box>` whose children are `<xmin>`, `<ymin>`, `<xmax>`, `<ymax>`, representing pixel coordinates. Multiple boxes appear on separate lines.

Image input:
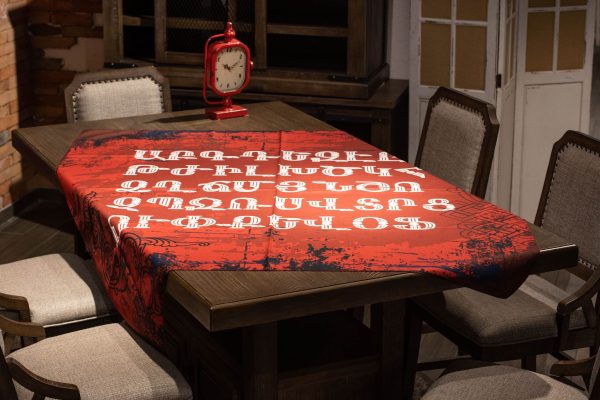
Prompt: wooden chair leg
<box><xmin>522</xmin><ymin>355</ymin><xmax>536</xmax><ymax>371</ymax></box>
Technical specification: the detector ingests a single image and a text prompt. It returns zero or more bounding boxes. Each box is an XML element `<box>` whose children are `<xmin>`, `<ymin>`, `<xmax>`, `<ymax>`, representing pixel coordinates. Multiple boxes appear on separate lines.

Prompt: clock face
<box><xmin>214</xmin><ymin>46</ymin><xmax>247</xmax><ymax>93</ymax></box>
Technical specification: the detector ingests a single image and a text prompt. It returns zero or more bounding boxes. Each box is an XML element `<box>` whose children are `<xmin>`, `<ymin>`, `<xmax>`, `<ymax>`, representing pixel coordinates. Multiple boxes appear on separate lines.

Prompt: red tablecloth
<box><xmin>57</xmin><ymin>130</ymin><xmax>539</xmax><ymax>345</ymax></box>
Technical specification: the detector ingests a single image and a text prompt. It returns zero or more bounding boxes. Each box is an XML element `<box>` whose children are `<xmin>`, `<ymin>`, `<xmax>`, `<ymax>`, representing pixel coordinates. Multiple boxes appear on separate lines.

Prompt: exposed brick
<box><xmin>0</xmin><ymin>91</ymin><xmax>9</xmax><ymax>106</ymax></box>
<box><xmin>0</xmin><ymin>55</ymin><xmax>9</xmax><ymax>69</ymax></box>
<box><xmin>52</xmin><ymin>0</ymin><xmax>74</xmax><ymax>12</ymax></box>
<box><xmin>0</xmin><ymin>154</ymin><xmax>12</xmax><ymax>171</ymax></box>
<box><xmin>9</xmin><ymin>99</ymin><xmax>18</xmax><ymax>114</ymax></box>
<box><xmin>28</xmin><ymin>10</ymin><xmax>52</xmax><ymax>24</ymax></box>
<box><xmin>72</xmin><ymin>1</ymin><xmax>102</xmax><ymax>13</ymax></box>
<box><xmin>0</xmin><ymin>142</ymin><xmax>13</xmax><ymax>159</ymax></box>
<box><xmin>0</xmin><ymin>63</ymin><xmax>16</xmax><ymax>80</ymax></box>
<box><xmin>0</xmin><ymin>42</ymin><xmax>15</xmax><ymax>56</ymax></box>
<box><xmin>0</xmin><ymin>130</ymin><xmax>10</xmax><ymax>146</ymax></box>
<box><xmin>51</xmin><ymin>11</ymin><xmax>92</xmax><ymax>26</ymax></box>
<box><xmin>11</xmin><ymin>148</ymin><xmax>21</xmax><ymax>163</ymax></box>
<box><xmin>33</xmin><ymin>69</ymin><xmax>75</xmax><ymax>83</ymax></box>
<box><xmin>30</xmin><ymin>0</ymin><xmax>56</xmax><ymax>11</ymax></box>
<box><xmin>0</xmin><ymin>177</ymin><xmax>10</xmax><ymax>194</ymax></box>
<box><xmin>29</xmin><ymin>23</ymin><xmax>62</xmax><ymax>36</ymax></box>
<box><xmin>62</xmin><ymin>25</ymin><xmax>102</xmax><ymax>38</ymax></box>
<box><xmin>0</xmin><ymin>113</ymin><xmax>18</xmax><ymax>129</ymax></box>
<box><xmin>31</xmin><ymin>35</ymin><xmax>76</xmax><ymax>49</ymax></box>
<box><xmin>1</xmin><ymin>0</ymin><xmax>106</xmax><ymax>207</ymax></box>
<box><xmin>0</xmin><ymin>163</ymin><xmax>20</xmax><ymax>184</ymax></box>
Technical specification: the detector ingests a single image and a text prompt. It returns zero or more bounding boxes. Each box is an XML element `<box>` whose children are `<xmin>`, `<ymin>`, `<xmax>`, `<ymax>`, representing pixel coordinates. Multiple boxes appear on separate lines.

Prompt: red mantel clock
<box><xmin>203</xmin><ymin>22</ymin><xmax>252</xmax><ymax>119</ymax></box>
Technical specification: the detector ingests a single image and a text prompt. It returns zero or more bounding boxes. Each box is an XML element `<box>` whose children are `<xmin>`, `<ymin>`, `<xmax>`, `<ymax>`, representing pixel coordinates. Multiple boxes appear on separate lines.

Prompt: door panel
<box><xmin>520</xmin><ymin>83</ymin><xmax>582</xmax><ymax>219</ymax></box>
<box><xmin>490</xmin><ymin>0</ymin><xmax>518</xmax><ymax>209</ymax></box>
<box><xmin>512</xmin><ymin>0</ymin><xmax>594</xmax><ymax>220</ymax></box>
<box><xmin>409</xmin><ymin>0</ymin><xmax>499</xmax><ymax>162</ymax></box>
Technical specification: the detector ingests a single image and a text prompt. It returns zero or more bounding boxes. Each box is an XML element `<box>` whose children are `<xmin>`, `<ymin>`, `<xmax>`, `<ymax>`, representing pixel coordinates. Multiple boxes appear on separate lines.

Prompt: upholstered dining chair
<box><xmin>415</xmin><ymin>87</ymin><xmax>499</xmax><ymax>198</ymax></box>
<box><xmin>64</xmin><ymin>66</ymin><xmax>172</xmax><ymax>122</ymax></box>
<box><xmin>421</xmin><ymin>356</ymin><xmax>600</xmax><ymax>400</ymax></box>
<box><xmin>0</xmin><ymin>319</ymin><xmax>193</xmax><ymax>399</ymax></box>
<box><xmin>412</xmin><ymin>131</ymin><xmax>600</xmax><ymax>373</ymax></box>
<box><xmin>0</xmin><ymin>254</ymin><xmax>116</xmax><ymax>353</ymax></box>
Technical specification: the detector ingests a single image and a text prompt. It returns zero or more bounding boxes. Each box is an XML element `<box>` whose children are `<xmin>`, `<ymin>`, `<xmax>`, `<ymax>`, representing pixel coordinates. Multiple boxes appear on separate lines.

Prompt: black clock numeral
<box><xmin>216</xmin><ymin>77</ymin><xmax>219</xmax><ymax>81</ymax></box>
<box><xmin>239</xmin><ymin>73</ymin><xmax>242</xmax><ymax>78</ymax></box>
<box><xmin>227</xmin><ymin>83</ymin><xmax>230</xmax><ymax>88</ymax></box>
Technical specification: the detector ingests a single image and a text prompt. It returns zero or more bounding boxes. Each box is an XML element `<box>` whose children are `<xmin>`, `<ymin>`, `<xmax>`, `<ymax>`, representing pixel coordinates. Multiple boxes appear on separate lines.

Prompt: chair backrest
<box><xmin>64</xmin><ymin>66</ymin><xmax>172</xmax><ymax>122</ymax></box>
<box><xmin>534</xmin><ymin>131</ymin><xmax>600</xmax><ymax>277</ymax></box>
<box><xmin>415</xmin><ymin>87</ymin><xmax>499</xmax><ymax>198</ymax></box>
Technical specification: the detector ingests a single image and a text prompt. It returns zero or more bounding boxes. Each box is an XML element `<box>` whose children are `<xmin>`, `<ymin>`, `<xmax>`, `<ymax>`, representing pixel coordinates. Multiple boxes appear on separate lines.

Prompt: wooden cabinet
<box><xmin>103</xmin><ymin>0</ymin><xmax>389</xmax><ymax>99</ymax></box>
<box><xmin>171</xmin><ymin>80</ymin><xmax>409</xmax><ymax>159</ymax></box>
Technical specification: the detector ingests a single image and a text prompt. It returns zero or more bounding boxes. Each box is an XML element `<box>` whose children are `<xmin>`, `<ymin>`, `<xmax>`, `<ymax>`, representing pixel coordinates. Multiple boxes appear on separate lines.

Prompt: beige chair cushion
<box><xmin>417</xmin><ymin>274</ymin><xmax>587</xmax><ymax>346</ymax></box>
<box><xmin>74</xmin><ymin>77</ymin><xmax>165</xmax><ymax>121</ymax></box>
<box><xmin>0</xmin><ymin>254</ymin><xmax>114</xmax><ymax>326</ymax></box>
<box><xmin>419</xmin><ymin>98</ymin><xmax>486</xmax><ymax>192</ymax></box>
<box><xmin>422</xmin><ymin>360</ymin><xmax>586</xmax><ymax>400</ymax></box>
<box><xmin>9</xmin><ymin>322</ymin><xmax>192</xmax><ymax>400</ymax></box>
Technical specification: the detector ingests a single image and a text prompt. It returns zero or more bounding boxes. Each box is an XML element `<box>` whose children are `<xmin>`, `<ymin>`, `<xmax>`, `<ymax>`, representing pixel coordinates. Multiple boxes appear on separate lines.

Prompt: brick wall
<box><xmin>29</xmin><ymin>0</ymin><xmax>103</xmax><ymax>125</ymax></box>
<box><xmin>0</xmin><ymin>0</ymin><xmax>103</xmax><ymax>210</ymax></box>
<box><xmin>0</xmin><ymin>1</ymin><xmax>33</xmax><ymax>209</ymax></box>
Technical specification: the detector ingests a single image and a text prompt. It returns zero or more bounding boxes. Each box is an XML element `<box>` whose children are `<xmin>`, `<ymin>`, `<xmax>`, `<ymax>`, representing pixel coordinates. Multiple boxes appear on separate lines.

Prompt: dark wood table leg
<box><xmin>243</xmin><ymin>322</ymin><xmax>278</xmax><ymax>400</ymax></box>
<box><xmin>401</xmin><ymin>301</ymin><xmax>424</xmax><ymax>400</ymax></box>
<box><xmin>372</xmin><ymin>299</ymin><xmax>406</xmax><ymax>400</ymax></box>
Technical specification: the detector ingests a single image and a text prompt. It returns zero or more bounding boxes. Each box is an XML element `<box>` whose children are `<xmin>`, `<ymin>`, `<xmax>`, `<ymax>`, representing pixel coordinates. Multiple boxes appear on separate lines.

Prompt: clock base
<box><xmin>206</xmin><ymin>104</ymin><xmax>248</xmax><ymax>120</ymax></box>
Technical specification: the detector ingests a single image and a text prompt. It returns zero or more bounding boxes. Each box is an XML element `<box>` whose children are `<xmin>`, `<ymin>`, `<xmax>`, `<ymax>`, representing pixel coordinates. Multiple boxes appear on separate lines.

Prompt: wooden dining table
<box><xmin>13</xmin><ymin>101</ymin><xmax>578</xmax><ymax>400</ymax></box>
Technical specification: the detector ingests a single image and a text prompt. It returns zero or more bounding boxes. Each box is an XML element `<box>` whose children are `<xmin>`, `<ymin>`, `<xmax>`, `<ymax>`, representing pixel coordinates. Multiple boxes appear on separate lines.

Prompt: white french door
<box><xmin>511</xmin><ymin>0</ymin><xmax>595</xmax><ymax>220</ymax></box>
<box><xmin>409</xmin><ymin>0</ymin><xmax>499</xmax><ymax>162</ymax></box>
<box><xmin>490</xmin><ymin>0</ymin><xmax>518</xmax><ymax>209</ymax></box>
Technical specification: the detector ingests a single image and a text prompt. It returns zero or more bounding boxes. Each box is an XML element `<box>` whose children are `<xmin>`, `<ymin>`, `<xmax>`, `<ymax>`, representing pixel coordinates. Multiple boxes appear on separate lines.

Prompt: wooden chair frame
<box><xmin>64</xmin><ymin>66</ymin><xmax>172</xmax><ymax>123</ymax></box>
<box><xmin>0</xmin><ymin>289</ymin><xmax>119</xmax><ymax>354</ymax></box>
<box><xmin>407</xmin><ymin>131</ymin><xmax>600</xmax><ymax>379</ymax></box>
<box><xmin>414</xmin><ymin>87</ymin><xmax>499</xmax><ymax>198</ymax></box>
<box><xmin>0</xmin><ymin>314</ymin><xmax>81</xmax><ymax>399</ymax></box>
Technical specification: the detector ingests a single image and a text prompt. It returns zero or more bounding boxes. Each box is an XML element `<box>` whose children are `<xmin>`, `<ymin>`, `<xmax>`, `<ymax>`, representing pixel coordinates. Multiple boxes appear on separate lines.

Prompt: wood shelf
<box><xmin>266</xmin><ymin>24</ymin><xmax>348</xmax><ymax>38</ymax></box>
<box><xmin>107</xmin><ymin>0</ymin><xmax>388</xmax><ymax>98</ymax></box>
